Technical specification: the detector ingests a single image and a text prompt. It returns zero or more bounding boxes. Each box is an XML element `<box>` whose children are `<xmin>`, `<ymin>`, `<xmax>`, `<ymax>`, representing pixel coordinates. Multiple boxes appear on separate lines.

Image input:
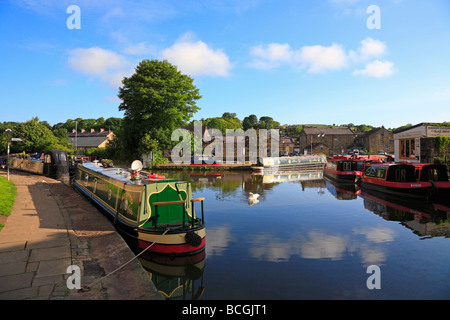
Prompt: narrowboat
<box><xmin>72</xmin><ymin>161</ymin><xmax>206</xmax><ymax>256</ymax></box>
<box><xmin>8</xmin><ymin>149</ymin><xmax>69</xmax><ymax>183</ymax></box>
<box><xmin>324</xmin><ymin>155</ymin><xmax>388</xmax><ymax>184</ymax></box>
<box><xmin>361</xmin><ymin>162</ymin><xmax>433</xmax><ymax>198</ymax></box>
<box><xmin>253</xmin><ymin>155</ymin><xmax>327</xmax><ymax>173</ymax></box>
<box><xmin>412</xmin><ymin>163</ymin><xmax>450</xmax><ymax>198</ymax></box>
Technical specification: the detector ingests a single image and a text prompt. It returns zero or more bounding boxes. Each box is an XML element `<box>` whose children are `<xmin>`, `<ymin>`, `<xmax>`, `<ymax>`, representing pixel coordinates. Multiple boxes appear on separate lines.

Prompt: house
<box><xmin>280</xmin><ymin>136</ymin><xmax>295</xmax><ymax>155</ymax></box>
<box><xmin>68</xmin><ymin>128</ymin><xmax>115</xmax><ymax>152</ymax></box>
<box><xmin>355</xmin><ymin>126</ymin><xmax>394</xmax><ymax>154</ymax></box>
<box><xmin>393</xmin><ymin>123</ymin><xmax>450</xmax><ymax>163</ymax></box>
<box><xmin>298</xmin><ymin>127</ymin><xmax>356</xmax><ymax>156</ymax></box>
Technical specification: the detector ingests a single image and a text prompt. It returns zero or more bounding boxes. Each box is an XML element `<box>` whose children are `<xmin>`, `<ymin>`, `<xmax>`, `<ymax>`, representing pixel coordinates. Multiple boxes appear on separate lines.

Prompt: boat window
<box><xmin>376</xmin><ymin>167</ymin><xmax>386</xmax><ymax>179</ymax></box>
<box><xmin>44</xmin><ymin>154</ymin><xmax>52</xmax><ymax>164</ymax></box>
<box><xmin>93</xmin><ymin>179</ymin><xmax>97</xmax><ymax>193</ymax></box>
<box><xmin>85</xmin><ymin>174</ymin><xmax>89</xmax><ymax>187</ymax></box>
<box><xmin>395</xmin><ymin>169</ymin><xmax>406</xmax><ymax>182</ymax></box>
<box><xmin>357</xmin><ymin>162</ymin><xmax>365</xmax><ymax>171</ymax></box>
<box><xmin>342</xmin><ymin>161</ymin><xmax>352</xmax><ymax>171</ymax></box>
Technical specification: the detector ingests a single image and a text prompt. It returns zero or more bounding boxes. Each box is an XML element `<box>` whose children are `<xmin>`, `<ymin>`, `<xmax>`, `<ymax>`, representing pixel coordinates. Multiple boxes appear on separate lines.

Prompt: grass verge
<box><xmin>0</xmin><ymin>176</ymin><xmax>17</xmax><ymax>231</ymax></box>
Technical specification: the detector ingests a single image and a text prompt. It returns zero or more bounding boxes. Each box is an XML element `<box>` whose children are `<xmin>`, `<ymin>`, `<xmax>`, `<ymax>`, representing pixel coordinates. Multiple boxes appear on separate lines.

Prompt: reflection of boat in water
<box><xmin>253</xmin><ymin>155</ymin><xmax>327</xmax><ymax>173</ymax></box>
<box><xmin>73</xmin><ymin>161</ymin><xmax>206</xmax><ymax>255</ymax></box>
<box><xmin>254</xmin><ymin>170</ymin><xmax>323</xmax><ymax>184</ymax></box>
<box><xmin>138</xmin><ymin>251</ymin><xmax>206</xmax><ymax>300</ymax></box>
<box><xmin>325</xmin><ymin>177</ymin><xmax>361</xmax><ymax>200</ymax></box>
<box><xmin>360</xmin><ymin>189</ymin><xmax>450</xmax><ymax>238</ymax></box>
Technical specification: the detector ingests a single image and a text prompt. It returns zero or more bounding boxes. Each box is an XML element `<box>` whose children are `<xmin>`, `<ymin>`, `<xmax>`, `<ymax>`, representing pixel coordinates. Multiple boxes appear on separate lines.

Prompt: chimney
<box><xmin>100</xmin><ymin>128</ymin><xmax>104</xmax><ymax>132</ymax></box>
<box><xmin>91</xmin><ymin>128</ymin><xmax>95</xmax><ymax>132</ymax></box>
<box><xmin>72</xmin><ymin>129</ymin><xmax>76</xmax><ymax>133</ymax></box>
<box><xmin>81</xmin><ymin>129</ymin><xmax>85</xmax><ymax>133</ymax></box>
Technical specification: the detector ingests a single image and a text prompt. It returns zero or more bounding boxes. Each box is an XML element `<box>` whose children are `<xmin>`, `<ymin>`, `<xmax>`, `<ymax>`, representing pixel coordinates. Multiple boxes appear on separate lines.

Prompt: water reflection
<box><xmin>139</xmin><ymin>251</ymin><xmax>206</xmax><ymax>300</ymax></box>
<box><xmin>146</xmin><ymin>169</ymin><xmax>450</xmax><ymax>299</ymax></box>
<box><xmin>360</xmin><ymin>189</ymin><xmax>450</xmax><ymax>238</ymax></box>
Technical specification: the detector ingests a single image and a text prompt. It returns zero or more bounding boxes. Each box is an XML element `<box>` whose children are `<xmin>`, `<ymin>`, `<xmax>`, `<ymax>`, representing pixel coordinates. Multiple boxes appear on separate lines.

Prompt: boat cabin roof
<box><xmin>81</xmin><ymin>162</ymin><xmax>177</xmax><ymax>185</ymax></box>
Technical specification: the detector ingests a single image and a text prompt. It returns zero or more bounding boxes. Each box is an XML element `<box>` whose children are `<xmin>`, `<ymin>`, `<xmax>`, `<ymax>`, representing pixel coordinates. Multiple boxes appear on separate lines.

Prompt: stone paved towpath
<box><xmin>0</xmin><ymin>170</ymin><xmax>163</xmax><ymax>300</ymax></box>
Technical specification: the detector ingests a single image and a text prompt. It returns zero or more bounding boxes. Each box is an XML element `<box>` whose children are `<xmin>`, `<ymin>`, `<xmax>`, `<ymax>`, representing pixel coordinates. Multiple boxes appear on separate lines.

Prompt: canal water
<box><xmin>137</xmin><ymin>170</ymin><xmax>450</xmax><ymax>300</ymax></box>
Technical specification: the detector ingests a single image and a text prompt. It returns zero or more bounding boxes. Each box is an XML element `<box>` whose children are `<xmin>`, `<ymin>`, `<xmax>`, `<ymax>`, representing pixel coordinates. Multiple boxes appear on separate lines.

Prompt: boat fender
<box><xmin>185</xmin><ymin>231</ymin><xmax>202</xmax><ymax>247</ymax></box>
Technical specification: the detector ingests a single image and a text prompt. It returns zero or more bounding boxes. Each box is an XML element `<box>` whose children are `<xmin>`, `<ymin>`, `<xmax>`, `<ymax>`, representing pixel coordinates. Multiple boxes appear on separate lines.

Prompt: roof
<box><xmin>302</xmin><ymin>127</ymin><xmax>355</xmax><ymax>135</ymax></box>
<box><xmin>393</xmin><ymin>122</ymin><xmax>450</xmax><ymax>134</ymax></box>
<box><xmin>72</xmin><ymin>137</ymin><xmax>111</xmax><ymax>148</ymax></box>
<box><xmin>68</xmin><ymin>130</ymin><xmax>113</xmax><ymax>138</ymax></box>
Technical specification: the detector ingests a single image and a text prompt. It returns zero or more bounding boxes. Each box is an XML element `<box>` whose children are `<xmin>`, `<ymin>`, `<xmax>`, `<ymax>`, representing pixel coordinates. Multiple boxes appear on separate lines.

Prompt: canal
<box><xmin>136</xmin><ymin>170</ymin><xmax>450</xmax><ymax>300</ymax></box>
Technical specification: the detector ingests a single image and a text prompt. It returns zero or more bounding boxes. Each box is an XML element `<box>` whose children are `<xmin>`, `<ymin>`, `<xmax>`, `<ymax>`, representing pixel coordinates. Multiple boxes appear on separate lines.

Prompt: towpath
<box><xmin>0</xmin><ymin>170</ymin><xmax>163</xmax><ymax>300</ymax></box>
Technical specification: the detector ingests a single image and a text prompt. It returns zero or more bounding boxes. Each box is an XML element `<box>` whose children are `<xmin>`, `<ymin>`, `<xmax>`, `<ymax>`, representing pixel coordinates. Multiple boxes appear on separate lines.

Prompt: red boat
<box><xmin>361</xmin><ymin>162</ymin><xmax>433</xmax><ymax>198</ymax></box>
<box><xmin>412</xmin><ymin>163</ymin><xmax>450</xmax><ymax>198</ymax></box>
<box><xmin>324</xmin><ymin>154</ymin><xmax>387</xmax><ymax>184</ymax></box>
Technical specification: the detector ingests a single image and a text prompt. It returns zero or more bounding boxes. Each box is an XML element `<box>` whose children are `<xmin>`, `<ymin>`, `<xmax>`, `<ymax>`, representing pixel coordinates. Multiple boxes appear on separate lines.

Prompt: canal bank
<box><xmin>0</xmin><ymin>170</ymin><xmax>163</xmax><ymax>300</ymax></box>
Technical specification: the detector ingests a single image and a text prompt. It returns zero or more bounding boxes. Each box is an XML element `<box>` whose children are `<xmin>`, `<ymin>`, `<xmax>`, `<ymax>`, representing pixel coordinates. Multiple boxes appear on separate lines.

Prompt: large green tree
<box><xmin>118</xmin><ymin>59</ymin><xmax>201</xmax><ymax>159</ymax></box>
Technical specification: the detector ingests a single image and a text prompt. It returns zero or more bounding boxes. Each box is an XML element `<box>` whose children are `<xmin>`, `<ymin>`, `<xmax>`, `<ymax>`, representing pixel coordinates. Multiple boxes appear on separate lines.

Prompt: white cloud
<box><xmin>67</xmin><ymin>47</ymin><xmax>134</xmax><ymax>88</ymax></box>
<box><xmin>249</xmin><ymin>37</ymin><xmax>395</xmax><ymax>78</ymax></box>
<box><xmin>248</xmin><ymin>43</ymin><xmax>294</xmax><ymax>69</ymax></box>
<box><xmin>123</xmin><ymin>41</ymin><xmax>156</xmax><ymax>56</ymax></box>
<box><xmin>349</xmin><ymin>37</ymin><xmax>387</xmax><ymax>62</ymax></box>
<box><xmin>249</xmin><ymin>42</ymin><xmax>348</xmax><ymax>73</ymax></box>
<box><xmin>353</xmin><ymin>60</ymin><xmax>396</xmax><ymax>78</ymax></box>
<box><xmin>162</xmin><ymin>33</ymin><xmax>232</xmax><ymax>77</ymax></box>
<box><xmin>298</xmin><ymin>44</ymin><xmax>348</xmax><ymax>73</ymax></box>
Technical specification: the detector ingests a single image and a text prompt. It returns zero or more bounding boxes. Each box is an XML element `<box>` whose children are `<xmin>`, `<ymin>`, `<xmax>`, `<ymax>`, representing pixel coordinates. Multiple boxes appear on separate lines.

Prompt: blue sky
<box><xmin>1</xmin><ymin>0</ymin><xmax>450</xmax><ymax>129</ymax></box>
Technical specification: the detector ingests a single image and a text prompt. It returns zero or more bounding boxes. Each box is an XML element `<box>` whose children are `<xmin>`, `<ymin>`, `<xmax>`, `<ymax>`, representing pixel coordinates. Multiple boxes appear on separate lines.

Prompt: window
<box><xmin>399</xmin><ymin>139</ymin><xmax>415</xmax><ymax>159</ymax></box>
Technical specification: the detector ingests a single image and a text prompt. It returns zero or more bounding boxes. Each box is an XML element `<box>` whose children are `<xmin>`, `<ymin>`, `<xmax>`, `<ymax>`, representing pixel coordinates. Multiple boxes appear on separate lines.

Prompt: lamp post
<box><xmin>5</xmin><ymin>129</ymin><xmax>12</xmax><ymax>181</ymax></box>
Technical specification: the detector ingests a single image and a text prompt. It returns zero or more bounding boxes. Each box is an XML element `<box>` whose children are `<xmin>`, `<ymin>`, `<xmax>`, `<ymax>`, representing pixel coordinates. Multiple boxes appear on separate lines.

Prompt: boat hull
<box><xmin>361</xmin><ymin>178</ymin><xmax>432</xmax><ymax>198</ymax></box>
<box><xmin>323</xmin><ymin>169</ymin><xmax>361</xmax><ymax>184</ymax></box>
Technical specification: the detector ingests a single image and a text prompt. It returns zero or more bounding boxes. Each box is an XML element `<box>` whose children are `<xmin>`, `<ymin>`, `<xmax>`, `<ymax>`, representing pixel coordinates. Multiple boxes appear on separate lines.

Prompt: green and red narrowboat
<box><xmin>72</xmin><ymin>161</ymin><xmax>206</xmax><ymax>256</ymax></box>
<box><xmin>361</xmin><ymin>162</ymin><xmax>433</xmax><ymax>198</ymax></box>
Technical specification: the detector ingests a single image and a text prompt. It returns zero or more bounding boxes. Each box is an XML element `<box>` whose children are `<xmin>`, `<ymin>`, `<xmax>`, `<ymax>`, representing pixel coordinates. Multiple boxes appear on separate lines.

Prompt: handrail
<box><xmin>190</xmin><ymin>197</ymin><xmax>205</xmax><ymax>203</ymax></box>
<box><xmin>153</xmin><ymin>200</ymin><xmax>186</xmax><ymax>206</ymax></box>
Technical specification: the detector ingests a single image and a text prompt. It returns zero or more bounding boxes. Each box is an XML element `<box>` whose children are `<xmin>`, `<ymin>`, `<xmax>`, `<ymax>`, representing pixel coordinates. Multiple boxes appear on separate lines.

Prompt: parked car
<box><xmin>378</xmin><ymin>150</ymin><xmax>386</xmax><ymax>155</ymax></box>
<box><xmin>279</xmin><ymin>151</ymin><xmax>289</xmax><ymax>157</ymax></box>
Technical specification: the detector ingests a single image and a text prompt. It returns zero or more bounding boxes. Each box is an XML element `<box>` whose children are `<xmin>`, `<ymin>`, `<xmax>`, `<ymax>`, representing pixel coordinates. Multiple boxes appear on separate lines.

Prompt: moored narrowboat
<box><xmin>324</xmin><ymin>156</ymin><xmax>361</xmax><ymax>183</ymax></box>
<box><xmin>361</xmin><ymin>162</ymin><xmax>433</xmax><ymax>198</ymax></box>
<box><xmin>324</xmin><ymin>155</ymin><xmax>388</xmax><ymax>184</ymax></box>
<box><xmin>412</xmin><ymin>163</ymin><xmax>450</xmax><ymax>198</ymax></box>
<box><xmin>72</xmin><ymin>161</ymin><xmax>206</xmax><ymax>256</ymax></box>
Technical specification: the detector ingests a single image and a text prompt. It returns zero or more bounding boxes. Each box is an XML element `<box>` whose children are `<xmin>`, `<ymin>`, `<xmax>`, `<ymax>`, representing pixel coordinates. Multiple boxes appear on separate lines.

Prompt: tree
<box><xmin>11</xmin><ymin>118</ymin><xmax>73</xmax><ymax>153</ymax></box>
<box><xmin>118</xmin><ymin>59</ymin><xmax>201</xmax><ymax>160</ymax></box>
<box><xmin>242</xmin><ymin>114</ymin><xmax>258</xmax><ymax>130</ymax></box>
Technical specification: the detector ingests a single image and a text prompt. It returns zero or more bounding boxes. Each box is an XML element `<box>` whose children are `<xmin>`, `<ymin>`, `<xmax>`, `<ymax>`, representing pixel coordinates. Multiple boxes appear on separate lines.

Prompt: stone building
<box><xmin>355</xmin><ymin>126</ymin><xmax>394</xmax><ymax>154</ymax></box>
<box><xmin>393</xmin><ymin>123</ymin><xmax>450</xmax><ymax>163</ymax></box>
<box><xmin>68</xmin><ymin>128</ymin><xmax>115</xmax><ymax>152</ymax></box>
<box><xmin>298</xmin><ymin>127</ymin><xmax>356</xmax><ymax>156</ymax></box>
